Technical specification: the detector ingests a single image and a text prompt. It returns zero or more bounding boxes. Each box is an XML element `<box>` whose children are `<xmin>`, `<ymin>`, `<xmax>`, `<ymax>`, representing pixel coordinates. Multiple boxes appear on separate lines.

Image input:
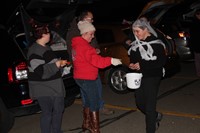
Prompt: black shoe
<box><xmin>156</xmin><ymin>112</ymin><xmax>163</xmax><ymax>122</ymax></box>
<box><xmin>156</xmin><ymin>112</ymin><xmax>163</xmax><ymax>130</ymax></box>
<box><xmin>156</xmin><ymin>121</ymin><xmax>160</xmax><ymax>130</ymax></box>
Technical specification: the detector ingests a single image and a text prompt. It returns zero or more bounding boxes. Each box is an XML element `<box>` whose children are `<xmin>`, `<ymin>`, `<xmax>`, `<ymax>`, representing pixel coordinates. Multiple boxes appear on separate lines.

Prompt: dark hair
<box><xmin>32</xmin><ymin>24</ymin><xmax>49</xmax><ymax>39</ymax></box>
<box><xmin>77</xmin><ymin>10</ymin><xmax>92</xmax><ymax>22</ymax></box>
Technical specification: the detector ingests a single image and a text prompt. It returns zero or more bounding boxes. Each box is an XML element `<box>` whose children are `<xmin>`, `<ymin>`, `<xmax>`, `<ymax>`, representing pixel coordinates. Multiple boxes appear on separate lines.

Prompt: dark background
<box><xmin>76</xmin><ymin>0</ymin><xmax>198</xmax><ymax>23</ymax></box>
<box><xmin>3</xmin><ymin>0</ymin><xmax>149</xmax><ymax>26</ymax></box>
<box><xmin>76</xmin><ymin>0</ymin><xmax>150</xmax><ymax>23</ymax></box>
<box><xmin>4</xmin><ymin>0</ymin><xmax>197</xmax><ymax>25</ymax></box>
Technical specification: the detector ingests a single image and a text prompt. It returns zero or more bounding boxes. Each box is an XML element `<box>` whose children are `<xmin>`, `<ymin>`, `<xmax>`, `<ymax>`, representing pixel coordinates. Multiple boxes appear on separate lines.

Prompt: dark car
<box><xmin>0</xmin><ymin>0</ymin><xmax>84</xmax><ymax>132</ymax></box>
<box><xmin>139</xmin><ymin>1</ymin><xmax>200</xmax><ymax>61</ymax></box>
<box><xmin>95</xmin><ymin>23</ymin><xmax>180</xmax><ymax>94</ymax></box>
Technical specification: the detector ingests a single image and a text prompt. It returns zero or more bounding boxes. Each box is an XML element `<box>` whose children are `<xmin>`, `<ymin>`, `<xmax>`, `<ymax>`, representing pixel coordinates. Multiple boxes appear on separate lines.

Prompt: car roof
<box><xmin>140</xmin><ymin>0</ymin><xmax>200</xmax><ymax>24</ymax></box>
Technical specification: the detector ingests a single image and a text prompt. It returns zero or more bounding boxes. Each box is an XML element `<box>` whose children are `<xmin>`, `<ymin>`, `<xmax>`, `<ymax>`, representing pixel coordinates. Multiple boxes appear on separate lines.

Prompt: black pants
<box><xmin>134</xmin><ymin>77</ymin><xmax>161</xmax><ymax>133</ymax></box>
<box><xmin>37</xmin><ymin>96</ymin><xmax>64</xmax><ymax>133</ymax></box>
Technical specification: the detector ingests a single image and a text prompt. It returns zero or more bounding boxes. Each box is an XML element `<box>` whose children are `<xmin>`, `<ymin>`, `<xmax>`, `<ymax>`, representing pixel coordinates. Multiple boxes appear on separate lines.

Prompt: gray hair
<box><xmin>132</xmin><ymin>19</ymin><xmax>157</xmax><ymax>37</ymax></box>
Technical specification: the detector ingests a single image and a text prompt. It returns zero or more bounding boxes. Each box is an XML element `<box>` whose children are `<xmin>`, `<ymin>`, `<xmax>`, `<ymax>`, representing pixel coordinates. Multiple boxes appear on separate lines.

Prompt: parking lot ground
<box><xmin>9</xmin><ymin>62</ymin><xmax>200</xmax><ymax>133</ymax></box>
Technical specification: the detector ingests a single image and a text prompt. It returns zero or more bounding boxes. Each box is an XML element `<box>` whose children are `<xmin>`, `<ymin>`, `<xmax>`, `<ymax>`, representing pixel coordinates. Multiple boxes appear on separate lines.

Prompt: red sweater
<box><xmin>71</xmin><ymin>37</ymin><xmax>112</xmax><ymax>80</ymax></box>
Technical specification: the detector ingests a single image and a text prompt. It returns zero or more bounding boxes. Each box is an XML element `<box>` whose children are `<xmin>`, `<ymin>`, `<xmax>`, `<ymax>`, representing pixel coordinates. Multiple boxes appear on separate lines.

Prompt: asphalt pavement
<box><xmin>9</xmin><ymin>61</ymin><xmax>200</xmax><ymax>133</ymax></box>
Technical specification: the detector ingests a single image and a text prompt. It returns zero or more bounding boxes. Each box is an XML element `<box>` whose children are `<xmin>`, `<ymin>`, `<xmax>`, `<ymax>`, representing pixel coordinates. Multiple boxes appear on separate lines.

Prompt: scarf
<box><xmin>128</xmin><ymin>37</ymin><xmax>166</xmax><ymax>61</ymax></box>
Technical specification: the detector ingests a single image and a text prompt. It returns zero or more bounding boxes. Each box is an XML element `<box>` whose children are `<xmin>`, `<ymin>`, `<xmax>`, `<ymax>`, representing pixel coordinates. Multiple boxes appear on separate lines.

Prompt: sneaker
<box><xmin>100</xmin><ymin>108</ymin><xmax>114</xmax><ymax>115</ymax></box>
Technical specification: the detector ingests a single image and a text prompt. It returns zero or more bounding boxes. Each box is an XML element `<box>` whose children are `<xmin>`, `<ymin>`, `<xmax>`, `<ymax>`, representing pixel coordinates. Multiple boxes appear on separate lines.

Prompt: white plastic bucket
<box><xmin>126</xmin><ymin>73</ymin><xmax>143</xmax><ymax>89</ymax></box>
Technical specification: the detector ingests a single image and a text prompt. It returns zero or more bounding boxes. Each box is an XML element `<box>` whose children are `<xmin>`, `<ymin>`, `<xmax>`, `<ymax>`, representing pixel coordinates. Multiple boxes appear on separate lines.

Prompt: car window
<box><xmin>9</xmin><ymin>6</ymin><xmax>72</xmax><ymax>60</ymax></box>
<box><xmin>15</xmin><ymin>33</ymin><xmax>29</xmax><ymax>49</ymax></box>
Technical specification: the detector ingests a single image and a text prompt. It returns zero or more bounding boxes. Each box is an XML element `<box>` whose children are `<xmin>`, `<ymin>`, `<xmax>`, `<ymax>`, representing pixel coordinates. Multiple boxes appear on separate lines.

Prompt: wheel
<box><xmin>108</xmin><ymin>66</ymin><xmax>130</xmax><ymax>94</ymax></box>
<box><xmin>0</xmin><ymin>98</ymin><xmax>14</xmax><ymax>133</ymax></box>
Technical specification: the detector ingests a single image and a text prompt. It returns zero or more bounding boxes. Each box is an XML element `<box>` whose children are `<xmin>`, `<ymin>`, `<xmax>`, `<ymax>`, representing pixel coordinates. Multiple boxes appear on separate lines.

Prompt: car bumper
<box><xmin>8</xmin><ymin>101</ymin><xmax>41</xmax><ymax>116</ymax></box>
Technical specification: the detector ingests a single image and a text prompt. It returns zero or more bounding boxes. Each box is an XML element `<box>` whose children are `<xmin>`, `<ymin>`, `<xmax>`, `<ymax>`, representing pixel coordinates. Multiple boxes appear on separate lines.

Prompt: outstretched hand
<box><xmin>111</xmin><ymin>58</ymin><xmax>122</xmax><ymax>66</ymax></box>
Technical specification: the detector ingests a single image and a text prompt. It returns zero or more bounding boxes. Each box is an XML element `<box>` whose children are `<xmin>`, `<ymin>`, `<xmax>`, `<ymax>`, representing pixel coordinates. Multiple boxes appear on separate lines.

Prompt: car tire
<box><xmin>108</xmin><ymin>66</ymin><xmax>130</xmax><ymax>94</ymax></box>
<box><xmin>0</xmin><ymin>98</ymin><xmax>15</xmax><ymax>133</ymax></box>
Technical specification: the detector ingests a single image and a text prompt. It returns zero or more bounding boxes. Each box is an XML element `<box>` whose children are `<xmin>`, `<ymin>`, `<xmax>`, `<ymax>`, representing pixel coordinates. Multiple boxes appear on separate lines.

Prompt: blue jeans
<box><xmin>37</xmin><ymin>96</ymin><xmax>64</xmax><ymax>133</ymax></box>
<box><xmin>96</xmin><ymin>75</ymin><xmax>104</xmax><ymax>109</ymax></box>
<box><xmin>75</xmin><ymin>78</ymin><xmax>101</xmax><ymax>111</ymax></box>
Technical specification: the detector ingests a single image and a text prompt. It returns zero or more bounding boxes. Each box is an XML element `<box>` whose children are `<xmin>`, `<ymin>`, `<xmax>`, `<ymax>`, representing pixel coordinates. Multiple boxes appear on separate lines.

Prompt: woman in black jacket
<box><xmin>128</xmin><ymin>18</ymin><xmax>167</xmax><ymax>133</ymax></box>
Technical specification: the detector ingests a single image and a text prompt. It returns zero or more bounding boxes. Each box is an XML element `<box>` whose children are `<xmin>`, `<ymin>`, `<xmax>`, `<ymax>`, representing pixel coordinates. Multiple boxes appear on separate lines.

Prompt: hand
<box><xmin>129</xmin><ymin>63</ymin><xmax>140</xmax><ymax>70</ymax></box>
<box><xmin>56</xmin><ymin>60</ymin><xmax>68</xmax><ymax>68</ymax></box>
<box><xmin>111</xmin><ymin>58</ymin><xmax>122</xmax><ymax>66</ymax></box>
<box><xmin>60</xmin><ymin>60</ymin><xmax>68</xmax><ymax>67</ymax></box>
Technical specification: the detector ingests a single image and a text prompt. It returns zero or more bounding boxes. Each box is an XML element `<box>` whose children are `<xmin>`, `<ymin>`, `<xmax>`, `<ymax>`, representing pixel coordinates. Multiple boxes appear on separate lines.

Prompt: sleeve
<box><xmin>41</xmin><ymin>62</ymin><xmax>60</xmax><ymax>79</ymax></box>
<box><xmin>84</xmin><ymin>47</ymin><xmax>111</xmax><ymax>68</ymax></box>
<box><xmin>29</xmin><ymin>50</ymin><xmax>60</xmax><ymax>80</ymax></box>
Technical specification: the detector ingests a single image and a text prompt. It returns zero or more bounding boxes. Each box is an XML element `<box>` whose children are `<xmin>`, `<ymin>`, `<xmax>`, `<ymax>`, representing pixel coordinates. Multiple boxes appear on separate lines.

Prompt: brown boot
<box><xmin>90</xmin><ymin>111</ymin><xmax>100</xmax><ymax>133</ymax></box>
<box><xmin>82</xmin><ymin>107</ymin><xmax>92</xmax><ymax>132</ymax></box>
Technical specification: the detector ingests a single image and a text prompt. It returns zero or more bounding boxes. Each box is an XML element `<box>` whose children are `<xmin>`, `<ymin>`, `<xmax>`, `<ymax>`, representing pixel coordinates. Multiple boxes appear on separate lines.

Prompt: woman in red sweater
<box><xmin>71</xmin><ymin>21</ymin><xmax>122</xmax><ymax>133</ymax></box>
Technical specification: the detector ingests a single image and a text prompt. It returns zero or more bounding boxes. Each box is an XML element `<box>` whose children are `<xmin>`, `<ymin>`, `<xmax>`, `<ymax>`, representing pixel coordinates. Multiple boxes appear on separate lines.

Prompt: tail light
<box><xmin>7</xmin><ymin>68</ymin><xmax>14</xmax><ymax>83</ymax></box>
<box><xmin>8</xmin><ymin>61</ymin><xmax>28</xmax><ymax>83</ymax></box>
<box><xmin>21</xmin><ymin>99</ymin><xmax>33</xmax><ymax>105</ymax></box>
<box><xmin>7</xmin><ymin>61</ymin><xmax>33</xmax><ymax>105</ymax></box>
<box><xmin>15</xmin><ymin>62</ymin><xmax>28</xmax><ymax>80</ymax></box>
<box><xmin>178</xmin><ymin>31</ymin><xmax>190</xmax><ymax>38</ymax></box>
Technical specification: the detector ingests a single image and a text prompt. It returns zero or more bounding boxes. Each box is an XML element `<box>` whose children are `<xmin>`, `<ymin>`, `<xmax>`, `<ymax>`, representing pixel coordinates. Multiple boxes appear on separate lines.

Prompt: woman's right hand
<box><xmin>129</xmin><ymin>63</ymin><xmax>140</xmax><ymax>70</ymax></box>
<box><xmin>56</xmin><ymin>60</ymin><xmax>68</xmax><ymax>68</ymax></box>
